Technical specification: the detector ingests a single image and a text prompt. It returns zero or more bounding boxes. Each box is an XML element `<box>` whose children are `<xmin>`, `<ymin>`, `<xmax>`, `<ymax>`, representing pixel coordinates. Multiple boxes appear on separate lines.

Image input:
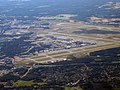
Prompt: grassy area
<box><xmin>13</xmin><ymin>80</ymin><xmax>34</xmax><ymax>87</ymax></box>
<box><xmin>31</xmin><ymin>55</ymin><xmax>46</xmax><ymax>59</ymax></box>
<box><xmin>64</xmin><ymin>87</ymin><xmax>72</xmax><ymax>90</ymax></box>
<box><xmin>35</xmin><ymin>57</ymin><xmax>51</xmax><ymax>62</ymax></box>
<box><xmin>71</xmin><ymin>48</ymin><xmax>83</xmax><ymax>52</ymax></box>
<box><xmin>113</xmin><ymin>88</ymin><xmax>120</xmax><ymax>90</ymax></box>
<box><xmin>48</xmin><ymin>51</ymin><xmax>69</xmax><ymax>56</ymax></box>
<box><xmin>72</xmin><ymin>52</ymin><xmax>87</xmax><ymax>57</ymax></box>
<box><xmin>15</xmin><ymin>60</ymin><xmax>34</xmax><ymax>65</ymax></box>
<box><xmin>64</xmin><ymin>86</ymin><xmax>83</xmax><ymax>90</ymax></box>
<box><xmin>5</xmin><ymin>80</ymin><xmax>46</xmax><ymax>88</ymax></box>
<box><xmin>85</xmin><ymin>44</ymin><xmax>120</xmax><ymax>52</ymax></box>
<box><xmin>53</xmin><ymin>53</ymin><xmax>71</xmax><ymax>58</ymax></box>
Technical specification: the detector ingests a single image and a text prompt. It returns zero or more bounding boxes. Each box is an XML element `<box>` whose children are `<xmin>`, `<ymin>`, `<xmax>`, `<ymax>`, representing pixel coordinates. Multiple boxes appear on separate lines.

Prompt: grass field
<box><xmin>64</xmin><ymin>86</ymin><xmax>83</xmax><ymax>90</ymax></box>
<box><xmin>52</xmin><ymin>53</ymin><xmax>72</xmax><ymax>58</ymax></box>
<box><xmin>31</xmin><ymin>55</ymin><xmax>46</xmax><ymax>59</ymax></box>
<box><xmin>35</xmin><ymin>57</ymin><xmax>51</xmax><ymax>62</ymax></box>
<box><xmin>4</xmin><ymin>80</ymin><xmax>46</xmax><ymax>88</ymax></box>
<box><xmin>13</xmin><ymin>80</ymin><xmax>34</xmax><ymax>87</ymax></box>
<box><xmin>15</xmin><ymin>60</ymin><xmax>35</xmax><ymax>65</ymax></box>
<box><xmin>48</xmin><ymin>51</ymin><xmax>69</xmax><ymax>56</ymax></box>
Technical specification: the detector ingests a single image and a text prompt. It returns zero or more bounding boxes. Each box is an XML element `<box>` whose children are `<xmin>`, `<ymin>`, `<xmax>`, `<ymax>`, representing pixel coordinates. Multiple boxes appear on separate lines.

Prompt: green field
<box><xmin>35</xmin><ymin>57</ymin><xmax>51</xmax><ymax>62</ymax></box>
<box><xmin>48</xmin><ymin>51</ymin><xmax>69</xmax><ymax>56</ymax></box>
<box><xmin>13</xmin><ymin>80</ymin><xmax>34</xmax><ymax>87</ymax></box>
